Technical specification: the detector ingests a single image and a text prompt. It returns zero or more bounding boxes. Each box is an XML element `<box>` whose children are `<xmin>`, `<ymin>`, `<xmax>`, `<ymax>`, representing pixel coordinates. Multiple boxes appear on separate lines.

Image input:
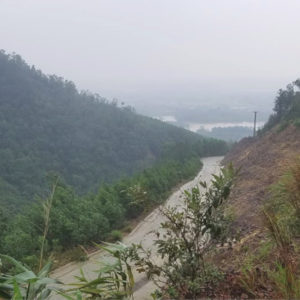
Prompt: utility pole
<box><xmin>253</xmin><ymin>111</ymin><xmax>257</xmax><ymax>137</ymax></box>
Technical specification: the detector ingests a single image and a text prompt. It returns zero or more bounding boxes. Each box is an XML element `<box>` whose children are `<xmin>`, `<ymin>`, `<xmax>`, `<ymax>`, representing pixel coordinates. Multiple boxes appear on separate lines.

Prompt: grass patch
<box><xmin>293</xmin><ymin>118</ymin><xmax>300</xmax><ymax>128</ymax></box>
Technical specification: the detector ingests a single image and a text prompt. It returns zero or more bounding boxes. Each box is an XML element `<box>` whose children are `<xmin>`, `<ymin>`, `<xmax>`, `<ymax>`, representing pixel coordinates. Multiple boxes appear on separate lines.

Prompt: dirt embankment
<box><xmin>223</xmin><ymin>125</ymin><xmax>300</xmax><ymax>234</ymax></box>
<box><xmin>213</xmin><ymin>125</ymin><xmax>300</xmax><ymax>298</ymax></box>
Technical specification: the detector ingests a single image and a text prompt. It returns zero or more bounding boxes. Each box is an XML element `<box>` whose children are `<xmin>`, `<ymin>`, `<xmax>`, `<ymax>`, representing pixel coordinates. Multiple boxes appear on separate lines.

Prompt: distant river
<box><xmin>156</xmin><ymin>115</ymin><xmax>265</xmax><ymax>133</ymax></box>
<box><xmin>188</xmin><ymin>121</ymin><xmax>265</xmax><ymax>132</ymax></box>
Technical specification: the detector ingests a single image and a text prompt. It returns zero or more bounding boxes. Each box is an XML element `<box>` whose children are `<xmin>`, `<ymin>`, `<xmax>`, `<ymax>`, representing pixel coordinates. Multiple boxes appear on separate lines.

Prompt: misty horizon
<box><xmin>1</xmin><ymin>0</ymin><xmax>300</xmax><ymax>116</ymax></box>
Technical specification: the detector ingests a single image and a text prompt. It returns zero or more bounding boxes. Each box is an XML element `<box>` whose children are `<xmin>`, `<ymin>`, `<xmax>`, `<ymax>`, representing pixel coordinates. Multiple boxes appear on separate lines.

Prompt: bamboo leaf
<box><xmin>0</xmin><ymin>254</ymin><xmax>30</xmax><ymax>273</ymax></box>
<box><xmin>12</xmin><ymin>280</ymin><xmax>22</xmax><ymax>300</ymax></box>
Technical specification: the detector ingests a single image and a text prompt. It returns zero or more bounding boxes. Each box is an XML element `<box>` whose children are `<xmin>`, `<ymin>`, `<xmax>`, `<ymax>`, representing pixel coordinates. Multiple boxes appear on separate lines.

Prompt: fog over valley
<box><xmin>1</xmin><ymin>0</ymin><xmax>300</xmax><ymax>130</ymax></box>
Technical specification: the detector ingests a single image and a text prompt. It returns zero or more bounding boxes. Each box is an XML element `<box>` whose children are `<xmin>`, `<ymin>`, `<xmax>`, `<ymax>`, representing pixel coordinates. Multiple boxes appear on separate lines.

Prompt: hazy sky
<box><xmin>1</xmin><ymin>0</ymin><xmax>300</xmax><ymax>111</ymax></box>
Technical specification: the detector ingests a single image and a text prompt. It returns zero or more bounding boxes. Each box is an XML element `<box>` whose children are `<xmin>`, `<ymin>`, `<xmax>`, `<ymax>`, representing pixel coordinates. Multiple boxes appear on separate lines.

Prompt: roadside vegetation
<box><xmin>0</xmin><ymin>50</ymin><xmax>229</xmax><ymax>269</ymax></box>
<box><xmin>0</xmin><ymin>165</ymin><xmax>236</xmax><ymax>299</ymax></box>
<box><xmin>0</xmin><ymin>139</ymin><xmax>227</xmax><ymax>269</ymax></box>
<box><xmin>129</xmin><ymin>164</ymin><xmax>236</xmax><ymax>299</ymax></box>
<box><xmin>0</xmin><ymin>50</ymin><xmax>226</xmax><ymax>210</ymax></box>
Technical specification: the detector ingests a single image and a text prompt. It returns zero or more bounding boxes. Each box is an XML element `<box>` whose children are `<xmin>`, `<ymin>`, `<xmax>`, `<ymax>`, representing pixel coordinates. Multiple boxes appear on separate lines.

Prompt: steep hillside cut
<box><xmin>212</xmin><ymin>124</ymin><xmax>300</xmax><ymax>298</ymax></box>
<box><xmin>223</xmin><ymin>125</ymin><xmax>300</xmax><ymax>234</ymax></box>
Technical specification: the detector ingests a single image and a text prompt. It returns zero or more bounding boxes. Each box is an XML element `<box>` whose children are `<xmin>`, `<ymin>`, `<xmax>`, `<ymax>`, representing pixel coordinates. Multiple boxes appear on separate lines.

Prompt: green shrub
<box><xmin>129</xmin><ymin>164</ymin><xmax>236</xmax><ymax>299</ymax></box>
<box><xmin>123</xmin><ymin>224</ymin><xmax>133</xmax><ymax>233</ymax></box>
<box><xmin>277</xmin><ymin>120</ymin><xmax>290</xmax><ymax>132</ymax></box>
<box><xmin>293</xmin><ymin>118</ymin><xmax>300</xmax><ymax>128</ymax></box>
<box><xmin>67</xmin><ymin>247</ymin><xmax>88</xmax><ymax>262</ymax></box>
<box><xmin>108</xmin><ymin>230</ymin><xmax>123</xmax><ymax>242</ymax></box>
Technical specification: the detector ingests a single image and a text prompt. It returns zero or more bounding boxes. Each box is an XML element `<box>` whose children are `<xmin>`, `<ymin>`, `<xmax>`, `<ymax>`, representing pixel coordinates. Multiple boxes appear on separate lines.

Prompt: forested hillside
<box><xmin>0</xmin><ymin>51</ymin><xmax>226</xmax><ymax>209</ymax></box>
<box><xmin>0</xmin><ymin>51</ymin><xmax>228</xmax><ymax>267</ymax></box>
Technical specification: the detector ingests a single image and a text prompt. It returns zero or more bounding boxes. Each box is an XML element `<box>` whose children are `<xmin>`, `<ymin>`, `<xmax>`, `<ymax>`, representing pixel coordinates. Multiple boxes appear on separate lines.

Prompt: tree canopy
<box><xmin>262</xmin><ymin>79</ymin><xmax>300</xmax><ymax>132</ymax></box>
<box><xmin>0</xmin><ymin>50</ymin><xmax>229</xmax><ymax>266</ymax></box>
<box><xmin>0</xmin><ymin>50</ymin><xmax>226</xmax><ymax>210</ymax></box>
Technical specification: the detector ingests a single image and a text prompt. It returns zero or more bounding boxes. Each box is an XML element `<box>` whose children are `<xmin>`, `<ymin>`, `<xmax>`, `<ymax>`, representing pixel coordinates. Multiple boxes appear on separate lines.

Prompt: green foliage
<box><xmin>39</xmin><ymin>178</ymin><xmax>58</xmax><ymax>271</ymax></box>
<box><xmin>1</xmin><ymin>243</ymin><xmax>135</xmax><ymax>300</ymax></box>
<box><xmin>265</xmin><ymin>157</ymin><xmax>300</xmax><ymax>235</ymax></box>
<box><xmin>239</xmin><ymin>159</ymin><xmax>300</xmax><ymax>298</ymax></box>
<box><xmin>262</xmin><ymin>79</ymin><xmax>300</xmax><ymax>133</ymax></box>
<box><xmin>293</xmin><ymin>117</ymin><xmax>300</xmax><ymax>128</ymax></box>
<box><xmin>0</xmin><ymin>255</ymin><xmax>59</xmax><ymax>299</ymax></box>
<box><xmin>0</xmin><ymin>50</ymin><xmax>230</xmax><ymax>274</ymax></box>
<box><xmin>254</xmin><ymin>157</ymin><xmax>300</xmax><ymax>299</ymax></box>
<box><xmin>0</xmin><ymin>146</ymin><xmax>205</xmax><ymax>265</ymax></box>
<box><xmin>0</xmin><ymin>50</ymin><xmax>228</xmax><ymax>211</ymax></box>
<box><xmin>109</xmin><ymin>230</ymin><xmax>123</xmax><ymax>242</ymax></box>
<box><xmin>59</xmin><ymin>243</ymin><xmax>135</xmax><ymax>300</ymax></box>
<box><xmin>129</xmin><ymin>165</ymin><xmax>236</xmax><ymax>299</ymax></box>
<box><xmin>238</xmin><ymin>240</ymin><xmax>273</xmax><ymax>297</ymax></box>
<box><xmin>269</xmin><ymin>262</ymin><xmax>300</xmax><ymax>300</ymax></box>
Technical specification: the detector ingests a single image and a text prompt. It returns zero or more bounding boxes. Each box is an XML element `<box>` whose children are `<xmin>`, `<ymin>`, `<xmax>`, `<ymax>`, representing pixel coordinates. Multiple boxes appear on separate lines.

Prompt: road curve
<box><xmin>52</xmin><ymin>156</ymin><xmax>223</xmax><ymax>299</ymax></box>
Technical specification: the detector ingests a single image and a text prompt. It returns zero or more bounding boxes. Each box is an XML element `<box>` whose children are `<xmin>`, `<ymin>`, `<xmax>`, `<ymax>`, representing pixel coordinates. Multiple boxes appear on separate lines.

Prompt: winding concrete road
<box><xmin>52</xmin><ymin>156</ymin><xmax>223</xmax><ymax>299</ymax></box>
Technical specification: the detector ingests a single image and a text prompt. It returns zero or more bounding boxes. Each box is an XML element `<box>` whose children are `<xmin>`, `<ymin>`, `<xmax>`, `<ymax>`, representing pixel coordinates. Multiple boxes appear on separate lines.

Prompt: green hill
<box><xmin>0</xmin><ymin>51</ymin><xmax>226</xmax><ymax>209</ymax></box>
<box><xmin>0</xmin><ymin>51</ymin><xmax>229</xmax><ymax>263</ymax></box>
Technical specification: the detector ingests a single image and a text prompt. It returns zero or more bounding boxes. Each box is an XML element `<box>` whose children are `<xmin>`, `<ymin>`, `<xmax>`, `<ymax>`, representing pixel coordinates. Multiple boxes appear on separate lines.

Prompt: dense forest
<box><xmin>0</xmin><ymin>51</ymin><xmax>228</xmax><ymax>266</ymax></box>
<box><xmin>0</xmin><ymin>140</ymin><xmax>227</xmax><ymax>265</ymax></box>
<box><xmin>0</xmin><ymin>51</ymin><xmax>225</xmax><ymax>210</ymax></box>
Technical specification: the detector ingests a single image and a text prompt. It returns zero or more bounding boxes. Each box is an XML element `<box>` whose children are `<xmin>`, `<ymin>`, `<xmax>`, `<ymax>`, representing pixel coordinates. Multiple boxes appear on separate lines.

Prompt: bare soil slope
<box><xmin>214</xmin><ymin>125</ymin><xmax>300</xmax><ymax>298</ymax></box>
<box><xmin>223</xmin><ymin>125</ymin><xmax>300</xmax><ymax>234</ymax></box>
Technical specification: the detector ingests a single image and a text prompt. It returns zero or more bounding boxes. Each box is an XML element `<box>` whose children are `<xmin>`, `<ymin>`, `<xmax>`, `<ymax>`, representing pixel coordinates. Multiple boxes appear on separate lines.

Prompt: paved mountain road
<box><xmin>51</xmin><ymin>156</ymin><xmax>223</xmax><ymax>299</ymax></box>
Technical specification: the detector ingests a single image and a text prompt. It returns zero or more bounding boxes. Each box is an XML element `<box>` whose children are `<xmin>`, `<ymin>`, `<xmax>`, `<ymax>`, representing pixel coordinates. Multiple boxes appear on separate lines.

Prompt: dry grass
<box><xmin>209</xmin><ymin>126</ymin><xmax>300</xmax><ymax>298</ymax></box>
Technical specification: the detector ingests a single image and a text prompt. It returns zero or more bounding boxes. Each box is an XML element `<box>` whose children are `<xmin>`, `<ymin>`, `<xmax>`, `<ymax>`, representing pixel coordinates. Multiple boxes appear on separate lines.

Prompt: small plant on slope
<box><xmin>129</xmin><ymin>164</ymin><xmax>236</xmax><ymax>299</ymax></box>
<box><xmin>237</xmin><ymin>157</ymin><xmax>300</xmax><ymax>299</ymax></box>
<box><xmin>58</xmin><ymin>242</ymin><xmax>135</xmax><ymax>300</ymax></box>
<box><xmin>0</xmin><ymin>255</ymin><xmax>59</xmax><ymax>300</ymax></box>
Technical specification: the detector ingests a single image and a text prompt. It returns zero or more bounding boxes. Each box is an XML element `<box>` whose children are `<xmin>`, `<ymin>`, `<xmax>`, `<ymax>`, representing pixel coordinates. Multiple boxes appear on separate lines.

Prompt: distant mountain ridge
<box><xmin>197</xmin><ymin>126</ymin><xmax>253</xmax><ymax>142</ymax></box>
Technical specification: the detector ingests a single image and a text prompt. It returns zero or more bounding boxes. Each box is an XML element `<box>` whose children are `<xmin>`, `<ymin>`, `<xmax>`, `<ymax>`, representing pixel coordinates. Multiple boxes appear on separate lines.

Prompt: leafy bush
<box><xmin>108</xmin><ymin>230</ymin><xmax>123</xmax><ymax>242</ymax></box>
<box><xmin>0</xmin><ymin>255</ymin><xmax>59</xmax><ymax>299</ymax></box>
<box><xmin>0</xmin><ymin>244</ymin><xmax>135</xmax><ymax>300</ymax></box>
<box><xmin>129</xmin><ymin>164</ymin><xmax>236</xmax><ymax>299</ymax></box>
<box><xmin>293</xmin><ymin>118</ymin><xmax>300</xmax><ymax>128</ymax></box>
<box><xmin>59</xmin><ymin>243</ymin><xmax>135</xmax><ymax>300</ymax></box>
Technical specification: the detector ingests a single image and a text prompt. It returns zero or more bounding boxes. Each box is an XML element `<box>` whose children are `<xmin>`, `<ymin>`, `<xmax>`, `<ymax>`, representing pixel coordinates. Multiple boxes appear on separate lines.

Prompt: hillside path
<box><xmin>51</xmin><ymin>156</ymin><xmax>223</xmax><ymax>299</ymax></box>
